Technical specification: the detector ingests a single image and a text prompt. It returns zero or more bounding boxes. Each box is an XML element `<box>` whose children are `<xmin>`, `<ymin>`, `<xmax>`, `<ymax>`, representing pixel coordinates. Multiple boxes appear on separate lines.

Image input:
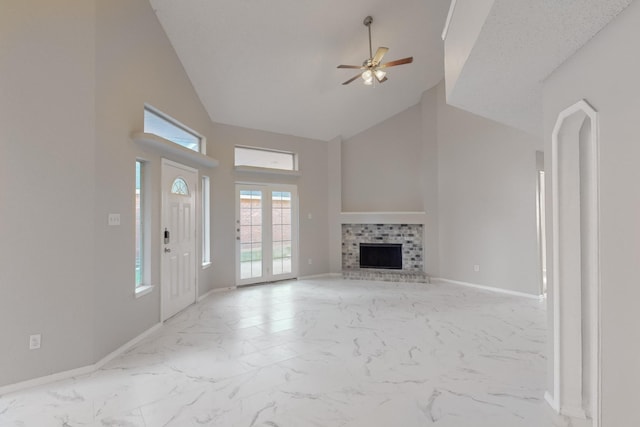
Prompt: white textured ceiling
<box><xmin>447</xmin><ymin>0</ymin><xmax>633</xmax><ymax>135</ymax></box>
<box><xmin>148</xmin><ymin>0</ymin><xmax>449</xmax><ymax>141</ymax></box>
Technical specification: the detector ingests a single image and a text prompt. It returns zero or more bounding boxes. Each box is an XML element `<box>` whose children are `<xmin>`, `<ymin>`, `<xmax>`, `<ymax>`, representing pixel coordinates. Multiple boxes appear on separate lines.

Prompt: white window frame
<box><xmin>234</xmin><ymin>146</ymin><xmax>297</xmax><ymax>171</ymax></box>
<box><xmin>135</xmin><ymin>159</ymin><xmax>153</xmax><ymax>297</ymax></box>
<box><xmin>144</xmin><ymin>105</ymin><xmax>206</xmax><ymax>155</ymax></box>
<box><xmin>202</xmin><ymin>176</ymin><xmax>211</xmax><ymax>267</ymax></box>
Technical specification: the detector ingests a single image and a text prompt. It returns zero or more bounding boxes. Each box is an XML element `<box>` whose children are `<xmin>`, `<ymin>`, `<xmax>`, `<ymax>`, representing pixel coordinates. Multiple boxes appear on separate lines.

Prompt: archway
<box><xmin>545</xmin><ymin>100</ymin><xmax>600</xmax><ymax>426</ymax></box>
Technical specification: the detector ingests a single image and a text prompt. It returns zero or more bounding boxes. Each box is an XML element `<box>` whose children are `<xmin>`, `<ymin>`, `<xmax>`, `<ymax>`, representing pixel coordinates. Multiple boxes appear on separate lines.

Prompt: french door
<box><xmin>235</xmin><ymin>184</ymin><xmax>298</xmax><ymax>286</ymax></box>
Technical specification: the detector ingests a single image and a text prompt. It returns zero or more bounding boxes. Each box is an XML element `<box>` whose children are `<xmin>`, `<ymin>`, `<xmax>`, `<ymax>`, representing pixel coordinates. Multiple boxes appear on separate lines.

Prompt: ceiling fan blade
<box><xmin>342</xmin><ymin>73</ymin><xmax>362</xmax><ymax>85</ymax></box>
<box><xmin>337</xmin><ymin>64</ymin><xmax>366</xmax><ymax>69</ymax></box>
<box><xmin>379</xmin><ymin>57</ymin><xmax>414</xmax><ymax>68</ymax></box>
<box><xmin>372</xmin><ymin>47</ymin><xmax>389</xmax><ymax>66</ymax></box>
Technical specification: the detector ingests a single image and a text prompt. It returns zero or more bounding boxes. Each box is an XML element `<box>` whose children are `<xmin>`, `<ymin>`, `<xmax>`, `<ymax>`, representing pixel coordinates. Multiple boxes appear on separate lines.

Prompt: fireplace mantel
<box><xmin>340</xmin><ymin>211</ymin><xmax>427</xmax><ymax>225</ymax></box>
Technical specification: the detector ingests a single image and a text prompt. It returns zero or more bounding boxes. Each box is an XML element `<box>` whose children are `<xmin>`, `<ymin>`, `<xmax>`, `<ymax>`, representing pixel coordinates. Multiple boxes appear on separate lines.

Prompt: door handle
<box><xmin>164</xmin><ymin>248</ymin><xmax>172</xmax><ymax>253</ymax></box>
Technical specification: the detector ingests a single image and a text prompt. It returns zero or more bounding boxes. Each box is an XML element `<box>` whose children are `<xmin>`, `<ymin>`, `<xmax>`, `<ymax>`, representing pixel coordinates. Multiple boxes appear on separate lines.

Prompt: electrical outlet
<box><xmin>108</xmin><ymin>213</ymin><xmax>120</xmax><ymax>226</ymax></box>
<box><xmin>308</xmin><ymin>258</ymin><xmax>313</xmax><ymax>265</ymax></box>
<box><xmin>473</xmin><ymin>264</ymin><xmax>480</xmax><ymax>272</ymax></box>
<box><xmin>29</xmin><ymin>334</ymin><xmax>41</xmax><ymax>350</ymax></box>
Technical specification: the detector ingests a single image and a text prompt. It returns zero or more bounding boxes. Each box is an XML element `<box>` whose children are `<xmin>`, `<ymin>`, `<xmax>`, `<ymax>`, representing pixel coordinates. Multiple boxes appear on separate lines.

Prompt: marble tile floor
<box><xmin>0</xmin><ymin>278</ymin><xmax>571</xmax><ymax>426</ymax></box>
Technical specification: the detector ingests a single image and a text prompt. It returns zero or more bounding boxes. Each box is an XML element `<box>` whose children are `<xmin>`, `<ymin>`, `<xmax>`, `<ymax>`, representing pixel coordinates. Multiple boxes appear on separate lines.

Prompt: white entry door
<box><xmin>236</xmin><ymin>184</ymin><xmax>298</xmax><ymax>286</ymax></box>
<box><xmin>162</xmin><ymin>159</ymin><xmax>197</xmax><ymax>320</ymax></box>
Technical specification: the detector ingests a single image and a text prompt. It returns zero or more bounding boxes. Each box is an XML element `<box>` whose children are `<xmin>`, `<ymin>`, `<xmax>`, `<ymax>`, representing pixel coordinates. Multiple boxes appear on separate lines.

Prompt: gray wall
<box><xmin>206</xmin><ymin>123</ymin><xmax>330</xmax><ymax>286</ymax></box>
<box><xmin>342</xmin><ymin>103</ymin><xmax>423</xmax><ymax>212</ymax></box>
<box><xmin>436</xmin><ymin>84</ymin><xmax>542</xmax><ymax>295</ymax></box>
<box><xmin>542</xmin><ymin>1</ymin><xmax>640</xmax><ymax>423</ymax></box>
<box><xmin>327</xmin><ymin>137</ymin><xmax>343</xmax><ymax>274</ymax></box>
<box><xmin>0</xmin><ymin>0</ymin><xmax>97</xmax><ymax>387</ymax></box>
<box><xmin>420</xmin><ymin>86</ymin><xmax>440</xmax><ymax>276</ymax></box>
<box><xmin>0</xmin><ymin>0</ymin><xmax>329</xmax><ymax>387</ymax></box>
<box><xmin>93</xmin><ymin>0</ymin><xmax>218</xmax><ymax>362</ymax></box>
<box><xmin>339</xmin><ymin>83</ymin><xmax>541</xmax><ymax>293</ymax></box>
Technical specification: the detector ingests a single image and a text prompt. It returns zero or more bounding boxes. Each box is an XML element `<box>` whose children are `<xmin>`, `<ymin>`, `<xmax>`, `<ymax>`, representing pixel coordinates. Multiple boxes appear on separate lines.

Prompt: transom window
<box><xmin>235</xmin><ymin>146</ymin><xmax>296</xmax><ymax>171</ymax></box>
<box><xmin>171</xmin><ymin>178</ymin><xmax>189</xmax><ymax>195</ymax></box>
<box><xmin>144</xmin><ymin>106</ymin><xmax>202</xmax><ymax>152</ymax></box>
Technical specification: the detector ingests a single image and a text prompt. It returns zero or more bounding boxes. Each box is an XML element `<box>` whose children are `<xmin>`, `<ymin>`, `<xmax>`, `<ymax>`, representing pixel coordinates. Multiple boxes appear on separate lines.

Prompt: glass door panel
<box><xmin>239</xmin><ymin>190</ymin><xmax>263</xmax><ymax>280</ymax></box>
<box><xmin>272</xmin><ymin>191</ymin><xmax>292</xmax><ymax>276</ymax></box>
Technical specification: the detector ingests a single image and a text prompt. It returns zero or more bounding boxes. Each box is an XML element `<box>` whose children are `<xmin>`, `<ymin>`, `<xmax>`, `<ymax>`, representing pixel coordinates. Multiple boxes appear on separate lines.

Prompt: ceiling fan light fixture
<box><xmin>374</xmin><ymin>69</ymin><xmax>386</xmax><ymax>80</ymax></box>
<box><xmin>361</xmin><ymin>69</ymin><xmax>373</xmax><ymax>83</ymax></box>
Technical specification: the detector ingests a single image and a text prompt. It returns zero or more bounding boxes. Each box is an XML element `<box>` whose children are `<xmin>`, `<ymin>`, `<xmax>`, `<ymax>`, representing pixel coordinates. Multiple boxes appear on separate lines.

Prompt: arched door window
<box><xmin>171</xmin><ymin>178</ymin><xmax>189</xmax><ymax>195</ymax></box>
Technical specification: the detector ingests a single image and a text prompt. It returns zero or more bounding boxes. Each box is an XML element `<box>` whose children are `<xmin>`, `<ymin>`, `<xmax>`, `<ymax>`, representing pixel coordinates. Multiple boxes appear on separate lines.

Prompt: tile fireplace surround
<box><xmin>342</xmin><ymin>223</ymin><xmax>429</xmax><ymax>283</ymax></box>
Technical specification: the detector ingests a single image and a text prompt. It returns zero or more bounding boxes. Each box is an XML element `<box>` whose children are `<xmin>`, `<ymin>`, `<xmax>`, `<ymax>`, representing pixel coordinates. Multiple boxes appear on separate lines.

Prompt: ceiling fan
<box><xmin>337</xmin><ymin>15</ymin><xmax>414</xmax><ymax>86</ymax></box>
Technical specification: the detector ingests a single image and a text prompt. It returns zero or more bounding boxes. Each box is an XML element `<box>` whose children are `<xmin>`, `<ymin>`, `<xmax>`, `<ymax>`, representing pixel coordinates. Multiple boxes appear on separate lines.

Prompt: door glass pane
<box><xmin>171</xmin><ymin>178</ymin><xmax>189</xmax><ymax>195</ymax></box>
<box><xmin>272</xmin><ymin>191</ymin><xmax>292</xmax><ymax>275</ymax></box>
<box><xmin>239</xmin><ymin>190</ymin><xmax>262</xmax><ymax>279</ymax></box>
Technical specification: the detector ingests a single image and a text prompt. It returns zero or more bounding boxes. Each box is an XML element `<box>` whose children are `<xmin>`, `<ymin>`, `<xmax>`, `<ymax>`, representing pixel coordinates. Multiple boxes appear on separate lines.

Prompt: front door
<box><xmin>161</xmin><ymin>159</ymin><xmax>197</xmax><ymax>320</ymax></box>
<box><xmin>236</xmin><ymin>184</ymin><xmax>298</xmax><ymax>286</ymax></box>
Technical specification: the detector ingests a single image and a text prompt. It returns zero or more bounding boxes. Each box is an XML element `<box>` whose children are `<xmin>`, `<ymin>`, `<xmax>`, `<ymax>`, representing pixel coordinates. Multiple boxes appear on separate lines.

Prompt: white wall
<box><xmin>542</xmin><ymin>2</ymin><xmax>640</xmax><ymax>424</ymax></box>
<box><xmin>437</xmin><ymin>84</ymin><xmax>541</xmax><ymax>294</ymax></box>
<box><xmin>0</xmin><ymin>0</ymin><xmax>96</xmax><ymax>386</ymax></box>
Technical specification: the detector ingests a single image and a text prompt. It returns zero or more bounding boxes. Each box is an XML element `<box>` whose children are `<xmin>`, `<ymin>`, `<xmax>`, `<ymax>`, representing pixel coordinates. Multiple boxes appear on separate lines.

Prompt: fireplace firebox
<box><xmin>359</xmin><ymin>243</ymin><xmax>402</xmax><ymax>269</ymax></box>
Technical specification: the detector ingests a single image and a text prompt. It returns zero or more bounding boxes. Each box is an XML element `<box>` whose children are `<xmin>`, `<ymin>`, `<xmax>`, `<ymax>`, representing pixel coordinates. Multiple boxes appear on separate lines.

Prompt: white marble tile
<box><xmin>0</xmin><ymin>278</ymin><xmax>570</xmax><ymax>426</ymax></box>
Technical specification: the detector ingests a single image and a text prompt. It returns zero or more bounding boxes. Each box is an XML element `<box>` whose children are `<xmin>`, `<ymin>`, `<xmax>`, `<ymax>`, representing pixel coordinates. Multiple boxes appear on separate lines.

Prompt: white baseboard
<box><xmin>561</xmin><ymin>406</ymin><xmax>587</xmax><ymax>420</ymax></box>
<box><xmin>297</xmin><ymin>273</ymin><xmax>340</xmax><ymax>280</ymax></box>
<box><xmin>545</xmin><ymin>391</ymin><xmax>560</xmax><ymax>412</ymax></box>
<box><xmin>0</xmin><ymin>364</ymin><xmax>95</xmax><ymax>397</ymax></box>
<box><xmin>0</xmin><ymin>322</ymin><xmax>162</xmax><ymax>396</ymax></box>
<box><xmin>95</xmin><ymin>322</ymin><xmax>162</xmax><ymax>368</ymax></box>
<box><xmin>434</xmin><ymin>277</ymin><xmax>543</xmax><ymax>300</ymax></box>
<box><xmin>197</xmin><ymin>286</ymin><xmax>236</xmax><ymax>302</ymax></box>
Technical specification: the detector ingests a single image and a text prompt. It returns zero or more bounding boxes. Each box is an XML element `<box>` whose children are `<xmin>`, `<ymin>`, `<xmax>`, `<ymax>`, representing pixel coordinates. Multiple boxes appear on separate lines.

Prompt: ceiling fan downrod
<box><xmin>364</xmin><ymin>15</ymin><xmax>373</xmax><ymax>60</ymax></box>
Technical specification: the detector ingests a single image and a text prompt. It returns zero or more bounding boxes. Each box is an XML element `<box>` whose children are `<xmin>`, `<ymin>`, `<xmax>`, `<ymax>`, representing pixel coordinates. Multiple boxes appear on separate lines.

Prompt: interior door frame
<box><xmin>161</xmin><ymin>158</ymin><xmax>199</xmax><ymax>321</ymax></box>
<box><xmin>235</xmin><ymin>182</ymin><xmax>299</xmax><ymax>286</ymax></box>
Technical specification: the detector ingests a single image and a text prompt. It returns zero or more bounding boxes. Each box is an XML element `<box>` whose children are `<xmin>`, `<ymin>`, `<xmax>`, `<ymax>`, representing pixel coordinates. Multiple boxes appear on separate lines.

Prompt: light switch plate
<box><xmin>29</xmin><ymin>334</ymin><xmax>41</xmax><ymax>350</ymax></box>
<box><xmin>108</xmin><ymin>213</ymin><xmax>121</xmax><ymax>226</ymax></box>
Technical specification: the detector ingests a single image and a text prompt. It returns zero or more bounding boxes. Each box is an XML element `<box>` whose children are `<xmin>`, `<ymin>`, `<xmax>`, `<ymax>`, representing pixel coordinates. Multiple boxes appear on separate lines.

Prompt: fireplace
<box><xmin>360</xmin><ymin>243</ymin><xmax>402</xmax><ymax>269</ymax></box>
<box><xmin>341</xmin><ymin>223</ymin><xmax>428</xmax><ymax>283</ymax></box>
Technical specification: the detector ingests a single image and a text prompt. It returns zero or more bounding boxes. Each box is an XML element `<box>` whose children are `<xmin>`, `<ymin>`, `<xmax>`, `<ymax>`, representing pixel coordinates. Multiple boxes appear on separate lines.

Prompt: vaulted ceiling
<box><xmin>148</xmin><ymin>0</ymin><xmax>450</xmax><ymax>141</ymax></box>
<box><xmin>444</xmin><ymin>0</ymin><xmax>633</xmax><ymax>136</ymax></box>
